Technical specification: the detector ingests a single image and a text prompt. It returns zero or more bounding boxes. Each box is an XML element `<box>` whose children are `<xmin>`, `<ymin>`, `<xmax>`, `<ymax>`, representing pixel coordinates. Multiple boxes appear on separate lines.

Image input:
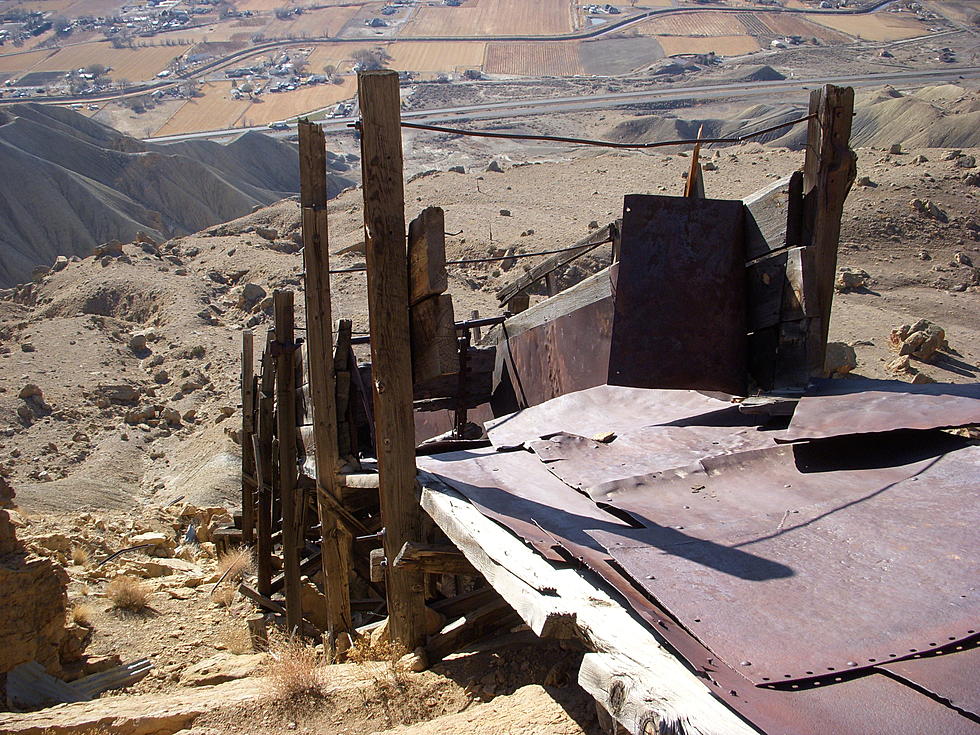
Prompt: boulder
<box><xmin>954</xmin><ymin>155</ymin><xmax>976</xmax><ymax>169</ymax></box>
<box><xmin>835</xmin><ymin>267</ymin><xmax>870</xmax><ymax>292</ymax></box>
<box><xmin>52</xmin><ymin>256</ymin><xmax>69</xmax><ymax>272</ymax></box>
<box><xmin>238</xmin><ymin>283</ymin><xmax>267</xmax><ymax>311</ymax></box>
<box><xmin>18</xmin><ymin>384</ymin><xmax>43</xmax><ymax>400</ymax></box>
<box><xmin>892</xmin><ymin>319</ymin><xmax>946</xmax><ymax>361</ymax></box>
<box><xmin>93</xmin><ymin>240</ymin><xmax>124</xmax><ymax>258</ymax></box>
<box><xmin>130</xmin><ymin>532</ymin><xmax>174</xmax><ymax>557</ymax></box>
<box><xmin>180</xmin><ymin>652</ymin><xmax>268</xmax><ymax>686</ymax></box>
<box><xmin>823</xmin><ymin>342</ymin><xmax>857</xmax><ymax>378</ymax></box>
<box><xmin>909</xmin><ymin>199</ymin><xmax>947</xmax><ymax>222</ymax></box>
<box><xmin>486</xmin><ymin>160</ymin><xmax>504</xmax><ymax>173</ymax></box>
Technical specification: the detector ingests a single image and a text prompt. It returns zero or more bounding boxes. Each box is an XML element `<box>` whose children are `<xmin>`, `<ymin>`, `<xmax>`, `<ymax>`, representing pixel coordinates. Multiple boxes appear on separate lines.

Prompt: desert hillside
<box><xmin>0</xmin><ymin>104</ymin><xmax>354</xmax><ymax>287</ymax></box>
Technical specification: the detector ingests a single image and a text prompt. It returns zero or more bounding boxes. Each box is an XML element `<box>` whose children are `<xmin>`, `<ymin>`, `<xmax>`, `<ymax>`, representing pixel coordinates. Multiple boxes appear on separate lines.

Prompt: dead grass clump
<box><xmin>216</xmin><ymin>546</ymin><xmax>252</xmax><ymax>585</ymax></box>
<box><xmin>265</xmin><ymin>636</ymin><xmax>322</xmax><ymax>699</ymax></box>
<box><xmin>222</xmin><ymin>625</ymin><xmax>253</xmax><ymax>654</ymax></box>
<box><xmin>70</xmin><ymin>602</ymin><xmax>96</xmax><ymax>627</ymax></box>
<box><xmin>212</xmin><ymin>585</ymin><xmax>236</xmax><ymax>608</ymax></box>
<box><xmin>346</xmin><ymin>634</ymin><xmax>408</xmax><ymax>665</ymax></box>
<box><xmin>70</xmin><ymin>545</ymin><xmax>91</xmax><ymax>567</ymax></box>
<box><xmin>107</xmin><ymin>575</ymin><xmax>151</xmax><ymax>611</ymax></box>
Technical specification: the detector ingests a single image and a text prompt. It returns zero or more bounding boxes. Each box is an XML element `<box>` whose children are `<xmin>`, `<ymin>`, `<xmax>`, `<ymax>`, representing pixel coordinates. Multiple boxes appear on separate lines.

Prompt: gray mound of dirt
<box><xmin>0</xmin><ymin>104</ymin><xmax>352</xmax><ymax>287</ymax></box>
<box><xmin>721</xmin><ymin>65</ymin><xmax>786</xmax><ymax>82</ymax></box>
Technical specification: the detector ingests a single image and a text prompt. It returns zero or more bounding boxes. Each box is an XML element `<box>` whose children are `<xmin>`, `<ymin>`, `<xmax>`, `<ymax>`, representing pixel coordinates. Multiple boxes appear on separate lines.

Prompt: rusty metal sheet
<box><xmin>529</xmin><ymin>422</ymin><xmax>778</xmax><ymax>497</ymax></box>
<box><xmin>589</xmin><ymin>434</ymin><xmax>980</xmax><ymax>685</ymax></box>
<box><xmin>781</xmin><ymin>378</ymin><xmax>980</xmax><ymax>442</ymax></box>
<box><xmin>609</xmin><ymin>194</ymin><xmax>747</xmax><ymax>395</ymax></box>
<box><xmin>879</xmin><ymin>643</ymin><xmax>980</xmax><ymax>718</ymax></box>
<box><xmin>416</xmin><ymin>446</ymin><xmax>630</xmax><ymax>564</ymax></box>
<box><xmin>497</xmin><ymin>287</ymin><xmax>614</xmax><ymax>410</ymax></box>
<box><xmin>485</xmin><ymin>384</ymin><xmax>734</xmax><ymax>448</ymax></box>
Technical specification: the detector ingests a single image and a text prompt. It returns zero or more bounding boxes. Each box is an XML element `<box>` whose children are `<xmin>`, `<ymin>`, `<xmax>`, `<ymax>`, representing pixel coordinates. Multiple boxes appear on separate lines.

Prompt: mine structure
<box><xmin>234</xmin><ymin>70</ymin><xmax>979</xmax><ymax>734</ymax></box>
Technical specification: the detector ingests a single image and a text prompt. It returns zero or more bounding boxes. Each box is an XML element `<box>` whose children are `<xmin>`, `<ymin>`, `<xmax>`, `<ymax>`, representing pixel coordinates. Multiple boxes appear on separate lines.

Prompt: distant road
<box><xmin>147</xmin><ymin>65</ymin><xmax>980</xmax><ymax>144</ymax></box>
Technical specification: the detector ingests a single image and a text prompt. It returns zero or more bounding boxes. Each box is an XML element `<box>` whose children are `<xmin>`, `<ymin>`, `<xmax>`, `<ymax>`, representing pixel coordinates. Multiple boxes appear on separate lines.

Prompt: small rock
<box><xmin>888</xmin><ymin>143</ymin><xmax>902</xmax><ymax>155</ymax></box>
<box><xmin>486</xmin><ymin>160</ymin><xmax>504</xmax><ymax>173</ymax></box>
<box><xmin>917</xmin><ymin>250</ymin><xmax>931</xmax><ymax>261</ymax></box>
<box><xmin>499</xmin><ymin>209</ymin><xmax>511</xmax><ymax>217</ymax></box>
<box><xmin>180</xmin><ymin>653</ymin><xmax>268</xmax><ymax>686</ymax></box>
<box><xmin>703</xmin><ymin>161</ymin><xmax>718</xmax><ymax>171</ymax></box>
<box><xmin>954</xmin><ymin>155</ymin><xmax>976</xmax><ymax>169</ymax></box>
<box><xmin>886</xmin><ymin>355</ymin><xmax>913</xmax><ymax>374</ymax></box>
<box><xmin>129</xmin><ymin>333</ymin><xmax>148</xmax><ymax>353</ymax></box>
<box><xmin>130</xmin><ymin>532</ymin><xmax>174</xmax><ymax>557</ymax></box>
<box><xmin>910</xmin><ymin>199</ymin><xmax>947</xmax><ymax>222</ymax></box>
<box><xmin>255</xmin><ymin>227</ymin><xmax>278</xmax><ymax>241</ymax></box>
<box><xmin>587</xmin><ymin>220</ymin><xmax>599</xmax><ymax>230</ymax></box>
<box><xmin>52</xmin><ymin>255</ymin><xmax>69</xmax><ymax>272</ymax></box>
<box><xmin>448</xmin><ymin>165</ymin><xmax>465</xmax><ymax>174</ymax></box>
<box><xmin>893</xmin><ymin>319</ymin><xmax>946</xmax><ymax>361</ymax></box>
<box><xmin>94</xmin><ymin>240</ymin><xmax>124</xmax><ymax>258</ymax></box>
<box><xmin>397</xmin><ymin>648</ymin><xmax>429</xmax><ymax>673</ymax></box>
<box><xmin>910</xmin><ymin>371</ymin><xmax>937</xmax><ymax>384</ymax></box>
<box><xmin>913</xmin><ymin>155</ymin><xmax>928</xmax><ymax>164</ymax></box>
<box><xmin>21</xmin><ymin>343</ymin><xmax>35</xmax><ymax>352</ymax></box>
<box><xmin>823</xmin><ymin>342</ymin><xmax>857</xmax><ymax>377</ymax></box>
<box><xmin>238</xmin><ymin>283</ymin><xmax>267</xmax><ymax>311</ymax></box>
<box><xmin>591</xmin><ymin>431</ymin><xmax>616</xmax><ymax>444</ymax></box>
<box><xmin>855</xmin><ymin>176</ymin><xmax>876</xmax><ymax>187</ymax></box>
<box><xmin>941</xmin><ymin>150</ymin><xmax>962</xmax><ymax>161</ymax></box>
<box><xmin>18</xmin><ymin>384</ymin><xmax>42</xmax><ymax>400</ymax></box>
<box><xmin>953</xmin><ymin>252</ymin><xmax>973</xmax><ymax>267</ymax></box>
<box><xmin>835</xmin><ymin>267</ymin><xmax>870</xmax><ymax>292</ymax></box>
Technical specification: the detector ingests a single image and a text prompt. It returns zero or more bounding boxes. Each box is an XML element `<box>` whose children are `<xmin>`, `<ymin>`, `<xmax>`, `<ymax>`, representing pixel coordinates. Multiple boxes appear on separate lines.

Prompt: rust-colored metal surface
<box><xmin>497</xmin><ymin>287</ymin><xmax>614</xmax><ymax>410</ymax></box>
<box><xmin>589</xmin><ymin>434</ymin><xmax>980</xmax><ymax>685</ymax></box>
<box><xmin>879</xmin><ymin>643</ymin><xmax>980</xmax><ymax>719</ymax></box>
<box><xmin>416</xmin><ymin>446</ymin><xmax>630</xmax><ymax>565</ymax></box>
<box><xmin>781</xmin><ymin>378</ymin><xmax>980</xmax><ymax>442</ymax></box>
<box><xmin>529</xmin><ymin>421</ymin><xmax>778</xmax><ymax>496</ymax></box>
<box><xmin>485</xmin><ymin>384</ymin><xmax>734</xmax><ymax>448</ymax></box>
<box><xmin>609</xmin><ymin>195</ymin><xmax>747</xmax><ymax>395</ymax></box>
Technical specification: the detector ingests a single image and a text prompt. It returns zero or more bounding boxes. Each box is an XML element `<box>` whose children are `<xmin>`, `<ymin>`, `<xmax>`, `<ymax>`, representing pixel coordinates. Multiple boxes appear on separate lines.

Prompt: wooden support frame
<box><xmin>298</xmin><ymin>119</ymin><xmax>354</xmax><ymax>655</ymax></box>
<box><xmin>393</xmin><ymin>541</ymin><xmax>478</xmax><ymax>576</ymax></box>
<box><xmin>419</xmin><ymin>475</ymin><xmax>757</xmax><ymax>735</ymax></box>
<box><xmin>274</xmin><ymin>291</ymin><xmax>303</xmax><ymax>635</ymax></box>
<box><xmin>358</xmin><ymin>69</ymin><xmax>427</xmax><ymax>651</ymax></box>
<box><xmin>802</xmin><ymin>84</ymin><xmax>857</xmax><ymax>375</ymax></box>
<box><xmin>241</xmin><ymin>330</ymin><xmax>255</xmax><ymax>545</ymax></box>
<box><xmin>254</xmin><ymin>330</ymin><xmax>276</xmax><ymax>597</ymax></box>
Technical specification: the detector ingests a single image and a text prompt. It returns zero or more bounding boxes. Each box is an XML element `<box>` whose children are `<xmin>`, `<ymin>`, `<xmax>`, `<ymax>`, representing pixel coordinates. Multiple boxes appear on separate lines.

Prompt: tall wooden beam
<box><xmin>802</xmin><ymin>84</ymin><xmax>856</xmax><ymax>374</ymax></box>
<box><xmin>274</xmin><ymin>290</ymin><xmax>302</xmax><ymax>635</ymax></box>
<box><xmin>240</xmin><ymin>330</ymin><xmax>255</xmax><ymax>545</ymax></box>
<box><xmin>254</xmin><ymin>330</ymin><xmax>276</xmax><ymax>597</ymax></box>
<box><xmin>298</xmin><ymin>119</ymin><xmax>354</xmax><ymax>656</ymax></box>
<box><xmin>357</xmin><ymin>69</ymin><xmax>426</xmax><ymax>651</ymax></box>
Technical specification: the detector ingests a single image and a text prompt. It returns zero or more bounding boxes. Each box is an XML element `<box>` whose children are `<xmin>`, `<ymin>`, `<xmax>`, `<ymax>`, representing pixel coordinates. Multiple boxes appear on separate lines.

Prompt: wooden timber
<box><xmin>299</xmin><ymin>119</ymin><xmax>353</xmax><ymax>653</ymax></box>
<box><xmin>241</xmin><ymin>330</ymin><xmax>255</xmax><ymax>545</ymax></box>
<box><xmin>419</xmin><ymin>474</ymin><xmax>757</xmax><ymax>735</ymax></box>
<box><xmin>408</xmin><ymin>206</ymin><xmax>448</xmax><ymax>306</ymax></box>
<box><xmin>274</xmin><ymin>291</ymin><xmax>303</xmax><ymax>635</ymax></box>
<box><xmin>358</xmin><ymin>69</ymin><xmax>427</xmax><ymax>651</ymax></box>
<box><xmin>254</xmin><ymin>331</ymin><xmax>276</xmax><ymax>597</ymax></box>
<box><xmin>393</xmin><ymin>542</ymin><xmax>478</xmax><ymax>576</ymax></box>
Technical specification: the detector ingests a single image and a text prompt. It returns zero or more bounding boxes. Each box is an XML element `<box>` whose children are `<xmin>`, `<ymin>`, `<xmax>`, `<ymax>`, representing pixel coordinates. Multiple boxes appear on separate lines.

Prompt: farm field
<box><xmin>387</xmin><ymin>41</ymin><xmax>487</xmax><ymax>73</ymax></box>
<box><xmin>579</xmin><ymin>35</ymin><xmax>664</xmax><ymax>75</ymax></box>
<box><xmin>636</xmin><ymin>11</ymin><xmax>750</xmax><ymax>37</ymax></box>
<box><xmin>4</xmin><ymin>0</ymin><xmax>76</xmax><ymax>12</ymax></box>
<box><xmin>238</xmin><ymin>77</ymin><xmax>357</xmax><ymax>125</ymax></box>
<box><xmin>401</xmin><ymin>0</ymin><xmax>577</xmax><ymax>38</ymax></box>
<box><xmin>153</xmin><ymin>80</ymin><xmax>251</xmax><ymax>136</ymax></box>
<box><xmin>0</xmin><ymin>48</ymin><xmax>52</xmax><ymax>77</ymax></box>
<box><xmin>757</xmin><ymin>14</ymin><xmax>853</xmax><ymax>44</ymax></box>
<box><xmin>307</xmin><ymin>42</ymin><xmax>373</xmax><ymax>73</ymax></box>
<box><xmin>484</xmin><ymin>41</ymin><xmax>583</xmax><ymax>76</ymax></box>
<box><xmin>804</xmin><ymin>11</ymin><xmax>928</xmax><ymax>41</ymax></box>
<box><xmin>655</xmin><ymin>34</ymin><xmax>760</xmax><ymax>57</ymax></box>
<box><xmin>260</xmin><ymin>5</ymin><xmax>364</xmax><ymax>40</ymax></box>
<box><xmin>30</xmin><ymin>42</ymin><xmax>184</xmax><ymax>81</ymax></box>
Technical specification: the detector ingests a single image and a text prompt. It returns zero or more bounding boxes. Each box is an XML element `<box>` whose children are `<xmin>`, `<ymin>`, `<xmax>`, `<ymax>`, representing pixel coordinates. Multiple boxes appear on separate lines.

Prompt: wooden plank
<box><xmin>408</xmin><ymin>206</ymin><xmax>448</xmax><ymax>306</ymax></box>
<box><xmin>241</xmin><ymin>330</ymin><xmax>255</xmax><ymax>546</ymax></box>
<box><xmin>298</xmin><ymin>119</ymin><xmax>353</xmax><ymax>655</ymax></box>
<box><xmin>411</xmin><ymin>293</ymin><xmax>458</xmax><ymax>384</ymax></box>
<box><xmin>742</xmin><ymin>172</ymin><xmax>803</xmax><ymax>260</ymax></box>
<box><xmin>334</xmin><ymin>319</ymin><xmax>355</xmax><ymax>464</ymax></box>
<box><xmin>393</xmin><ymin>542</ymin><xmax>478</xmax><ymax>576</ymax></box>
<box><xmin>358</xmin><ymin>69</ymin><xmax>427</xmax><ymax>651</ymax></box>
<box><xmin>254</xmin><ymin>331</ymin><xmax>276</xmax><ymax>597</ymax></box>
<box><xmin>496</xmin><ymin>222</ymin><xmax>619</xmax><ymax>305</ymax></box>
<box><xmin>802</xmin><ymin>84</ymin><xmax>856</xmax><ymax>371</ymax></box>
<box><xmin>425</xmin><ymin>596</ymin><xmax>519</xmax><ymax>662</ymax></box>
<box><xmin>430</xmin><ymin>585</ymin><xmax>501</xmax><ymax>620</ymax></box>
<box><xmin>274</xmin><ymin>290</ymin><xmax>303</xmax><ymax>636</ymax></box>
<box><xmin>419</xmin><ymin>477</ymin><xmax>757</xmax><ymax>735</ymax></box>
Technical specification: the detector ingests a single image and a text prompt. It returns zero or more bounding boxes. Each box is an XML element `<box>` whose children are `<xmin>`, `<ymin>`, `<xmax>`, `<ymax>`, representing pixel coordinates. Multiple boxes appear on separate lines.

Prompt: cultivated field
<box><xmin>4</xmin><ymin>0</ymin><xmax>76</xmax><ymax>12</ymax></box>
<box><xmin>401</xmin><ymin>0</ymin><xmax>576</xmax><ymax>37</ymax></box>
<box><xmin>387</xmin><ymin>41</ymin><xmax>487</xmax><ymax>73</ymax></box>
<box><xmin>758</xmin><ymin>14</ymin><xmax>853</xmax><ymax>44</ymax></box>
<box><xmin>805</xmin><ymin>11</ymin><xmax>928</xmax><ymax>41</ymax></box>
<box><xmin>153</xmin><ymin>80</ymin><xmax>251</xmax><ymax>136</ymax></box>
<box><xmin>484</xmin><ymin>41</ymin><xmax>583</xmax><ymax>76</ymax></box>
<box><xmin>261</xmin><ymin>6</ymin><xmax>363</xmax><ymax>40</ymax></box>
<box><xmin>307</xmin><ymin>42</ymin><xmax>373</xmax><ymax>73</ymax></box>
<box><xmin>30</xmin><ymin>43</ymin><xmax>185</xmax><ymax>81</ymax></box>
<box><xmin>637</xmin><ymin>11</ymin><xmax>750</xmax><ymax>37</ymax></box>
<box><xmin>655</xmin><ymin>34</ymin><xmax>759</xmax><ymax>57</ymax></box>
<box><xmin>238</xmin><ymin>77</ymin><xmax>357</xmax><ymax>125</ymax></box>
<box><xmin>0</xmin><ymin>48</ymin><xmax>52</xmax><ymax>77</ymax></box>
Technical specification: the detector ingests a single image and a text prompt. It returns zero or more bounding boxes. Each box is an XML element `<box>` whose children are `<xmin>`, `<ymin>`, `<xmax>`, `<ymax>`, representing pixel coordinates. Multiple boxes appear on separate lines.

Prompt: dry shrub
<box><xmin>71</xmin><ymin>602</ymin><xmax>96</xmax><ymax>627</ymax></box>
<box><xmin>265</xmin><ymin>636</ymin><xmax>322</xmax><ymax>699</ymax></box>
<box><xmin>212</xmin><ymin>585</ymin><xmax>236</xmax><ymax>608</ymax></box>
<box><xmin>107</xmin><ymin>575</ymin><xmax>150</xmax><ymax>611</ymax></box>
<box><xmin>216</xmin><ymin>546</ymin><xmax>252</xmax><ymax>585</ymax></box>
<box><xmin>70</xmin><ymin>545</ymin><xmax>91</xmax><ymax>567</ymax></box>
<box><xmin>222</xmin><ymin>625</ymin><xmax>253</xmax><ymax>654</ymax></box>
<box><xmin>346</xmin><ymin>634</ymin><xmax>408</xmax><ymax>665</ymax></box>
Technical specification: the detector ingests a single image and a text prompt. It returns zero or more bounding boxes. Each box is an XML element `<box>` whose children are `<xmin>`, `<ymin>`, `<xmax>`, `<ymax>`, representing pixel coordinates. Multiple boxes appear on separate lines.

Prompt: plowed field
<box><xmin>484</xmin><ymin>41</ymin><xmax>583</xmax><ymax>76</ymax></box>
<box><xmin>401</xmin><ymin>0</ymin><xmax>575</xmax><ymax>37</ymax></box>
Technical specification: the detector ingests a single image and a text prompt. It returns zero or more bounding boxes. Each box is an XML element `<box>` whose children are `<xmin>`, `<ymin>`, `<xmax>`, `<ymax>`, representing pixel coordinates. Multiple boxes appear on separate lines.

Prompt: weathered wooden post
<box><xmin>298</xmin><ymin>119</ymin><xmax>354</xmax><ymax>656</ymax></box>
<box><xmin>254</xmin><ymin>330</ymin><xmax>276</xmax><ymax>597</ymax></box>
<box><xmin>241</xmin><ymin>330</ymin><xmax>255</xmax><ymax>545</ymax></box>
<box><xmin>358</xmin><ymin>69</ymin><xmax>427</xmax><ymax>651</ymax></box>
<box><xmin>802</xmin><ymin>83</ymin><xmax>856</xmax><ymax>374</ymax></box>
<box><xmin>274</xmin><ymin>290</ymin><xmax>302</xmax><ymax>634</ymax></box>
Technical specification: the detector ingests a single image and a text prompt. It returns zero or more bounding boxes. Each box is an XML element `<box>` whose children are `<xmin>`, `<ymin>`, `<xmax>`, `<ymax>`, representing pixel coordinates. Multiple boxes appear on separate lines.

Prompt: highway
<box><xmin>146</xmin><ymin>65</ymin><xmax>980</xmax><ymax>145</ymax></box>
